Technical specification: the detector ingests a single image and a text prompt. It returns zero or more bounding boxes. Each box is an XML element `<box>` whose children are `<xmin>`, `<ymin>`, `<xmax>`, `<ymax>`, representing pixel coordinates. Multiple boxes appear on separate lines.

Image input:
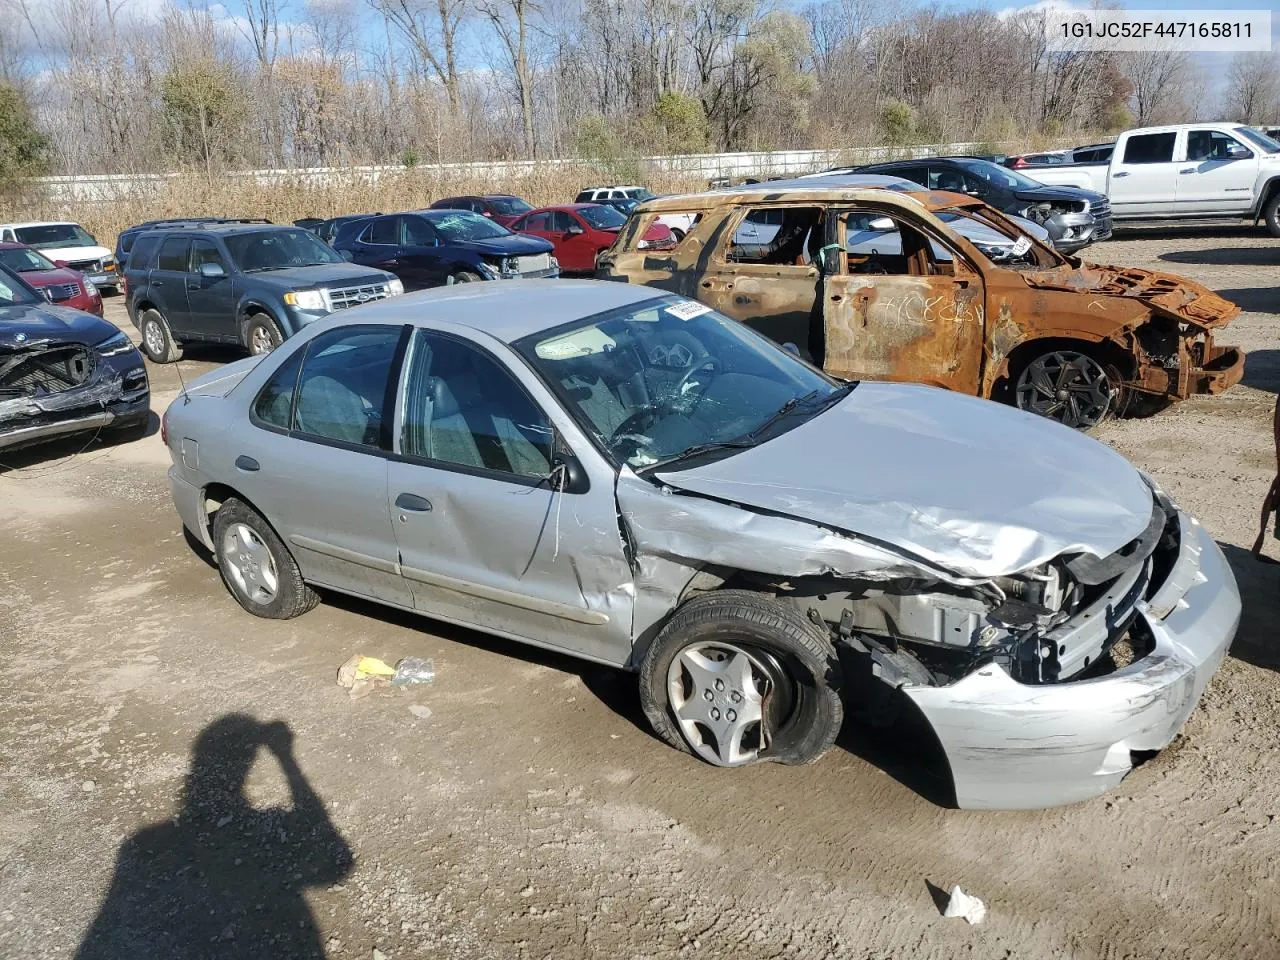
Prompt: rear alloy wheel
<box><xmin>1014</xmin><ymin>349</ymin><xmax>1118</xmax><ymax>430</ymax></box>
<box><xmin>212</xmin><ymin>498</ymin><xmax>319</xmax><ymax>619</ymax></box>
<box><xmin>139</xmin><ymin>308</ymin><xmax>183</xmax><ymax>363</ymax></box>
<box><xmin>640</xmin><ymin>591</ymin><xmax>843</xmax><ymax>767</ymax></box>
<box><xmin>245</xmin><ymin>314</ymin><xmax>283</xmax><ymax>356</ymax></box>
<box><xmin>1262</xmin><ymin>192</ymin><xmax>1280</xmax><ymax>239</ymax></box>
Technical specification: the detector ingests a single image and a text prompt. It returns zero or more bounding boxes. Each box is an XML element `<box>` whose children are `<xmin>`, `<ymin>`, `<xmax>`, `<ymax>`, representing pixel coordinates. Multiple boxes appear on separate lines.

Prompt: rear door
<box><xmin>150</xmin><ymin>236</ymin><xmax>194</xmax><ymax>334</ymax></box>
<box><xmin>398</xmin><ymin>216</ymin><xmax>449</xmax><ymax>290</ymax></box>
<box><xmin>234</xmin><ymin>324</ymin><xmax>411</xmax><ymax>605</ymax></box>
<box><xmin>185</xmin><ymin>238</ymin><xmax>237</xmax><ymax>340</ymax></box>
<box><xmin>349</xmin><ymin>216</ymin><xmax>403</xmax><ymax>273</ymax></box>
<box><xmin>700</xmin><ymin>203</ymin><xmax>825</xmax><ymax>358</ymax></box>
<box><xmin>822</xmin><ymin>206</ymin><xmax>985</xmax><ymax>395</ymax></box>
<box><xmin>1175</xmin><ymin>128</ymin><xmax>1259</xmax><ymax>215</ymax></box>
<box><xmin>1109</xmin><ymin>131</ymin><xmax>1179</xmax><ymax>215</ymax></box>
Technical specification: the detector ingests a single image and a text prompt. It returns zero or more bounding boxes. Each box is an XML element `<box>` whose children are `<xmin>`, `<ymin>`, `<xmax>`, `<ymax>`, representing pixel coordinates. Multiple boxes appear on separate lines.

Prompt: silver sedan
<box><xmin>164</xmin><ymin>280</ymin><xmax>1239</xmax><ymax>809</ymax></box>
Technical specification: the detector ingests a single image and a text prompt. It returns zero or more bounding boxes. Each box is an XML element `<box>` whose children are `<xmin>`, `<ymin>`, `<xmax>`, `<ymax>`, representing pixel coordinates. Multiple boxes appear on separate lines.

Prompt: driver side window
<box><xmin>401</xmin><ymin>331</ymin><xmax>554</xmax><ymax>479</ymax></box>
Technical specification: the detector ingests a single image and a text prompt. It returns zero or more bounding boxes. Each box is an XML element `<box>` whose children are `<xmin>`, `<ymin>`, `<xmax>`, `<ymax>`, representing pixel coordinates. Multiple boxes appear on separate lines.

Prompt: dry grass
<box><xmin>18</xmin><ymin>166</ymin><xmax>710</xmax><ymax>245</ymax></box>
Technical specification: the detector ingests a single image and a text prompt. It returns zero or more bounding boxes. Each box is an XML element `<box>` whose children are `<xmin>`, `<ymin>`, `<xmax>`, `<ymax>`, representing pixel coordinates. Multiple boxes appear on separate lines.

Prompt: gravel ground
<box><xmin>2</xmin><ymin>230</ymin><xmax>1279</xmax><ymax>960</ymax></box>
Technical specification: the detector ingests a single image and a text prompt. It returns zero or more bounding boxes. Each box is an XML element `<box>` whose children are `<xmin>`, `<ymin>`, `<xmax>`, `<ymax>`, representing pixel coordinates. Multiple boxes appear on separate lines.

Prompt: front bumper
<box><xmin>904</xmin><ymin>513</ymin><xmax>1239</xmax><ymax>810</ymax></box>
<box><xmin>1050</xmin><ymin>210</ymin><xmax>1111</xmax><ymax>254</ymax></box>
<box><xmin>0</xmin><ymin>349</ymin><xmax>149</xmax><ymax>450</ymax></box>
<box><xmin>1130</xmin><ymin>337</ymin><xmax>1245</xmax><ymax>400</ymax></box>
<box><xmin>83</xmin><ymin>269</ymin><xmax>119</xmax><ymax>289</ymax></box>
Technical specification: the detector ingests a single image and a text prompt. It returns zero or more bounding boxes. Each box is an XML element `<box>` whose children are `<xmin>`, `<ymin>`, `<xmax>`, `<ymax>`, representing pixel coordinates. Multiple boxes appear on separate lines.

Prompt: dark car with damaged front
<box><xmin>848</xmin><ymin>157</ymin><xmax>1111</xmax><ymax>254</ymax></box>
<box><xmin>0</xmin><ymin>265</ymin><xmax>148</xmax><ymax>451</ymax></box>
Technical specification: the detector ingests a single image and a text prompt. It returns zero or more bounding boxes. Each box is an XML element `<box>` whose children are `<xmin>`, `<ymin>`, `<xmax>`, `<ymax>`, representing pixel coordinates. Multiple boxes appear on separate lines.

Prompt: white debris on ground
<box><xmin>943</xmin><ymin>886</ymin><xmax>987</xmax><ymax>925</ymax></box>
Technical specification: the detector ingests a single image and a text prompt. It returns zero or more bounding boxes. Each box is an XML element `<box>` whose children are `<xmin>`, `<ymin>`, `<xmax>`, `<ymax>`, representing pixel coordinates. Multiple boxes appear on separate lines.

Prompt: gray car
<box><xmin>163</xmin><ymin>280</ymin><xmax>1240</xmax><ymax>809</ymax></box>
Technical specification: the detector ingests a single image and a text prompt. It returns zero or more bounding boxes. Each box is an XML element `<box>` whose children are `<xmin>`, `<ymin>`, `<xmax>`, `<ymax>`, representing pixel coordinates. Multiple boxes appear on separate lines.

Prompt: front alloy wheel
<box><xmin>666</xmin><ymin>642</ymin><xmax>785</xmax><ymax>767</ymax></box>
<box><xmin>1015</xmin><ymin>350</ymin><xmax>1117</xmax><ymax>429</ymax></box>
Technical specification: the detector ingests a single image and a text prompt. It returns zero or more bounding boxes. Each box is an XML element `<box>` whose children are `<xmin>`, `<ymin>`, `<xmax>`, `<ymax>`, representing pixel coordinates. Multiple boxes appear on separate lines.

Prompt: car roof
<box><xmin>634</xmin><ymin>175</ymin><xmax>943</xmax><ymax>212</ymax></box>
<box><xmin>0</xmin><ymin>221</ymin><xmax>79</xmax><ymax>229</ymax></box>
<box><xmin>522</xmin><ymin>203</ymin><xmax>599</xmax><ymax>214</ymax></box>
<box><xmin>332</xmin><ymin>279</ymin><xmax>666</xmax><ymax>344</ymax></box>
<box><xmin>146</xmin><ymin>222</ymin><xmax>298</xmax><ymax>236</ymax></box>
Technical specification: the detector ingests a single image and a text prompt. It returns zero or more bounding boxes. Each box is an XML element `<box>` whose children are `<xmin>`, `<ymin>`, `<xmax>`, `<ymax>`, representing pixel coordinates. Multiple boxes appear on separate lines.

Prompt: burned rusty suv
<box><xmin>598</xmin><ymin>175</ymin><xmax>1243</xmax><ymax>429</ymax></box>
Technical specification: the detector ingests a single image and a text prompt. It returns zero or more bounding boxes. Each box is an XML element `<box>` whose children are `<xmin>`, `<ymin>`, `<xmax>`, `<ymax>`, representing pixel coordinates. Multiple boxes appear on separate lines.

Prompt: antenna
<box><xmin>173</xmin><ymin>355</ymin><xmax>191</xmax><ymax>405</ymax></box>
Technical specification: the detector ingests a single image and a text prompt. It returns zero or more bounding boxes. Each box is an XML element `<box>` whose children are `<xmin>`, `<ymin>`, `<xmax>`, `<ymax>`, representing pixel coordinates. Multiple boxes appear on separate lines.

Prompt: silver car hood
<box><xmin>652</xmin><ymin>382</ymin><xmax>1153</xmax><ymax>580</ymax></box>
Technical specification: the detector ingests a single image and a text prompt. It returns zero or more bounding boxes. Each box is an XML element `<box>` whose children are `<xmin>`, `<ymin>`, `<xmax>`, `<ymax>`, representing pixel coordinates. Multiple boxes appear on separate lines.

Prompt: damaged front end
<box><xmin>0</xmin><ymin>334</ymin><xmax>149</xmax><ymax>450</ymax></box>
<box><xmin>1022</xmin><ymin>264</ymin><xmax>1245</xmax><ymax>402</ymax></box>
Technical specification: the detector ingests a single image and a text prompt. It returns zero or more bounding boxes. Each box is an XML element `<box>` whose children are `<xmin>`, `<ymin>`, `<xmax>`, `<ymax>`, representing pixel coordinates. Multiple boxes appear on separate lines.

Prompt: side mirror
<box><xmin>198</xmin><ymin>261</ymin><xmax>226</xmax><ymax>279</ymax></box>
<box><xmin>781</xmin><ymin>342</ymin><xmax>801</xmax><ymax>356</ymax></box>
<box><xmin>1226</xmin><ymin>143</ymin><xmax>1252</xmax><ymax>160</ymax></box>
<box><xmin>340</xmin><ymin>250</ymin><xmax>354</xmax><ymax>262</ymax></box>
<box><xmin>54</xmin><ymin>259</ymin><xmax>69</xmax><ymax>268</ymax></box>
<box><xmin>567</xmin><ymin>223</ymin><xmax>584</xmax><ymax>235</ymax></box>
<box><xmin>868</xmin><ymin>217</ymin><xmax>896</xmax><ymax>231</ymax></box>
<box><xmin>551</xmin><ymin>451</ymin><xmax>590</xmax><ymax>494</ymax></box>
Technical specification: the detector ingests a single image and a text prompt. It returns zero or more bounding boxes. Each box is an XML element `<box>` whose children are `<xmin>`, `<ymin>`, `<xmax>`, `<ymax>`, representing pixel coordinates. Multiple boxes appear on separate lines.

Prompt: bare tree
<box><xmin>1124</xmin><ymin>50</ymin><xmax>1190</xmax><ymax>125</ymax></box>
<box><xmin>373</xmin><ymin>0</ymin><xmax>466</xmax><ymax>114</ymax></box>
<box><xmin>1224</xmin><ymin>52</ymin><xmax>1279</xmax><ymax>123</ymax></box>
<box><xmin>478</xmin><ymin>0</ymin><xmax>538</xmax><ymax>156</ymax></box>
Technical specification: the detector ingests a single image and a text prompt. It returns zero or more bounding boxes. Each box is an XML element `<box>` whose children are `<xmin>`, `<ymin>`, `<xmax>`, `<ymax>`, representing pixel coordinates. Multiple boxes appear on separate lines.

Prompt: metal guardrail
<box><xmin>34</xmin><ymin>142</ymin><xmax>1013</xmax><ymax>203</ymax></box>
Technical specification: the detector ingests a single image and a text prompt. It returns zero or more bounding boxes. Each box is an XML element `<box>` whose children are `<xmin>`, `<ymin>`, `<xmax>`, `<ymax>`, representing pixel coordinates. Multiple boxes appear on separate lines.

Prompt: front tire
<box><xmin>212</xmin><ymin>498</ymin><xmax>319</xmax><ymax>620</ymax></box>
<box><xmin>245</xmin><ymin>314</ymin><xmax>283</xmax><ymax>356</ymax></box>
<box><xmin>639</xmin><ymin>591</ymin><xmax>843</xmax><ymax>767</ymax></box>
<box><xmin>452</xmin><ymin>270</ymin><xmax>483</xmax><ymax>283</ymax></box>
<box><xmin>138</xmin><ymin>309</ymin><xmax>183</xmax><ymax>363</ymax></box>
<box><xmin>1013</xmin><ymin>348</ymin><xmax>1119</xmax><ymax>430</ymax></box>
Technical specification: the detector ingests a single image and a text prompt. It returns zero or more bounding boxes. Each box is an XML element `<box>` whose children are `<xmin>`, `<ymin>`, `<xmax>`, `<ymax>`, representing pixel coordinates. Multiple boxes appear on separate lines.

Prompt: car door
<box><xmin>398</xmin><ymin>216</ymin><xmax>449</xmax><ymax>290</ymax></box>
<box><xmin>1176</xmin><ymin>128</ymin><xmax>1259</xmax><ymax>215</ymax></box>
<box><xmin>349</xmin><ymin>216</ymin><xmax>403</xmax><ymax>273</ymax></box>
<box><xmin>151</xmin><ymin>236</ymin><xmax>195</xmax><ymax>335</ymax></box>
<box><xmin>699</xmin><ymin>203</ymin><xmax>825</xmax><ymax>358</ymax></box>
<box><xmin>551</xmin><ymin>211</ymin><xmax>596</xmax><ymax>273</ymax></box>
<box><xmin>1109</xmin><ymin>131</ymin><xmax>1179</xmax><ymax>215</ymax></box>
<box><xmin>386</xmin><ymin>328</ymin><xmax>634</xmax><ymax>664</ymax></box>
<box><xmin>185</xmin><ymin>238</ymin><xmax>237</xmax><ymax>341</ymax></box>
<box><xmin>233</xmin><ymin>324</ymin><xmax>412</xmax><ymax>606</ymax></box>
<box><xmin>821</xmin><ymin>206</ymin><xmax>985</xmax><ymax>395</ymax></box>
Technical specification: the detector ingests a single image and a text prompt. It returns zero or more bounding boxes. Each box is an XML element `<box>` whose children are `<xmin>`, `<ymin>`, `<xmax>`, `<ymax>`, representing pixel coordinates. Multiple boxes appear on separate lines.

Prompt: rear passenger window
<box><xmin>292</xmin><ymin>326</ymin><xmax>403</xmax><ymax>448</ymax></box>
<box><xmin>363</xmin><ymin>218</ymin><xmax>398</xmax><ymax>245</ymax></box>
<box><xmin>400</xmin><ymin>331</ymin><xmax>553</xmax><ymax>478</ymax></box>
<box><xmin>127</xmin><ymin>234</ymin><xmax>162</xmax><ymax>269</ymax></box>
<box><xmin>727</xmin><ymin>206</ymin><xmax>823</xmax><ymax>266</ymax></box>
<box><xmin>1123</xmin><ymin>133</ymin><xmax>1175</xmax><ymax>164</ymax></box>
<box><xmin>157</xmin><ymin>237</ymin><xmax>191</xmax><ymax>271</ymax></box>
<box><xmin>253</xmin><ymin>348</ymin><xmax>304</xmax><ymax>430</ymax></box>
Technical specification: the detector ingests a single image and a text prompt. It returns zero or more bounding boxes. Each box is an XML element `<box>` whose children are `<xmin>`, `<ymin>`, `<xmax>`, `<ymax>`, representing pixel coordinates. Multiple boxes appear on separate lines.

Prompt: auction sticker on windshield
<box><xmin>665</xmin><ymin>300</ymin><xmax>712</xmax><ymax>321</ymax></box>
<box><xmin>1012</xmin><ymin>236</ymin><xmax>1032</xmax><ymax>256</ymax></box>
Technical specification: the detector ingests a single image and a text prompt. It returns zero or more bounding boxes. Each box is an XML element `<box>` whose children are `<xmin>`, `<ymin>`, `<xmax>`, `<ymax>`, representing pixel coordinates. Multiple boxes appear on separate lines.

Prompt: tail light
<box><xmin>160</xmin><ymin>407</ymin><xmax>169</xmax><ymax>446</ymax></box>
<box><xmin>121</xmin><ymin>275</ymin><xmax>128</xmax><ymax>297</ymax></box>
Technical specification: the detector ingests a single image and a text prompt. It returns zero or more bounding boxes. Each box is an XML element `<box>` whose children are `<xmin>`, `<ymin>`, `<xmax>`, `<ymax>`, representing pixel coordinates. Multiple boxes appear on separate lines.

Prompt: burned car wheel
<box><xmin>1014</xmin><ymin>349</ymin><xmax>1118</xmax><ymax>430</ymax></box>
<box><xmin>139</xmin><ymin>309</ymin><xmax>183</xmax><ymax>364</ymax></box>
<box><xmin>639</xmin><ymin>591</ymin><xmax>843</xmax><ymax>767</ymax></box>
<box><xmin>212</xmin><ymin>498</ymin><xmax>319</xmax><ymax>620</ymax></box>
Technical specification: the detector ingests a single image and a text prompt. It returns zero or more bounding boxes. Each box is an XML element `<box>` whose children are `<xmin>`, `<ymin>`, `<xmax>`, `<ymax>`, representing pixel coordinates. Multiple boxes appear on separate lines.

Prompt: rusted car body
<box><xmin>598</xmin><ymin>177</ymin><xmax>1243</xmax><ymax>427</ymax></box>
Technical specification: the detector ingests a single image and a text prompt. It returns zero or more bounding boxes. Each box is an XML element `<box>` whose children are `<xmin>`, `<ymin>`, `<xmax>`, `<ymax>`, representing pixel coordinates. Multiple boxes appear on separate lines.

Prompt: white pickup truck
<box><xmin>1021</xmin><ymin>123</ymin><xmax>1280</xmax><ymax>236</ymax></box>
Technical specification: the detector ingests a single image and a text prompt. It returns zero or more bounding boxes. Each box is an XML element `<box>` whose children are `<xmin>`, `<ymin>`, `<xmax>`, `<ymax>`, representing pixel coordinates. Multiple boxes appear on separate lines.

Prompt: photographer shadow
<box><xmin>75</xmin><ymin>715</ymin><xmax>352</xmax><ymax>959</ymax></box>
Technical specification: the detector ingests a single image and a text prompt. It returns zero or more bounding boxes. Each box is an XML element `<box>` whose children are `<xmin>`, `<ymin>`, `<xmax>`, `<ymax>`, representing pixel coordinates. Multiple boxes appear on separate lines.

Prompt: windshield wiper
<box><xmin>642</xmin><ymin>438</ymin><xmax>758</xmax><ymax>472</ymax></box>
<box><xmin>746</xmin><ymin>386</ymin><xmax>847</xmax><ymax>442</ymax></box>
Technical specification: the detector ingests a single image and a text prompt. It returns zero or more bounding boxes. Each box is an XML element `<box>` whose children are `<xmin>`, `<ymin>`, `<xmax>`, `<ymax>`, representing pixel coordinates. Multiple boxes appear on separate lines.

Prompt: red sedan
<box><xmin>510</xmin><ymin>204</ymin><xmax>675</xmax><ymax>274</ymax></box>
<box><xmin>0</xmin><ymin>242</ymin><xmax>104</xmax><ymax>315</ymax></box>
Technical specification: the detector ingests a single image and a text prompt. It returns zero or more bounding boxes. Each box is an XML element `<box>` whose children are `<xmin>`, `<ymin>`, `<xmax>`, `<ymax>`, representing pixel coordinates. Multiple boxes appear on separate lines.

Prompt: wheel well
<box><xmin>1258</xmin><ymin>178</ymin><xmax>1280</xmax><ymax>216</ymax></box>
<box><xmin>135</xmin><ymin>300</ymin><xmax>158</xmax><ymax>315</ymax></box>
<box><xmin>239</xmin><ymin>306</ymin><xmax>281</xmax><ymax>343</ymax></box>
<box><xmin>201</xmin><ymin>482</ymin><xmax>270</xmax><ymax>540</ymax></box>
<box><xmin>995</xmin><ymin>336</ymin><xmax>1134</xmax><ymax>401</ymax></box>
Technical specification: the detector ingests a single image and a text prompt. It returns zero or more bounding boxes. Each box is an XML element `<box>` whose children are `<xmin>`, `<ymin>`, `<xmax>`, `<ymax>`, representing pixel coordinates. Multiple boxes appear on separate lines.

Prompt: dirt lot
<box><xmin>2</xmin><ymin>230</ymin><xmax>1279</xmax><ymax>960</ymax></box>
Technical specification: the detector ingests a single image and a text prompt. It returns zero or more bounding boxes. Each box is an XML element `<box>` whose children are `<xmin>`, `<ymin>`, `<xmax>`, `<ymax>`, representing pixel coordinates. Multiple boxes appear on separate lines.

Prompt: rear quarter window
<box><xmin>1122</xmin><ymin>133</ymin><xmax>1176</xmax><ymax>164</ymax></box>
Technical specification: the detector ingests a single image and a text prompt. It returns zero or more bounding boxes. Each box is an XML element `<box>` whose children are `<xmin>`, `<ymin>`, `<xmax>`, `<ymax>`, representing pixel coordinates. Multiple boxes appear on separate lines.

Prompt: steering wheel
<box><xmin>606</xmin><ymin>406</ymin><xmax>659</xmax><ymax>458</ymax></box>
<box><xmin>672</xmin><ymin>356</ymin><xmax>720</xmax><ymax>408</ymax></box>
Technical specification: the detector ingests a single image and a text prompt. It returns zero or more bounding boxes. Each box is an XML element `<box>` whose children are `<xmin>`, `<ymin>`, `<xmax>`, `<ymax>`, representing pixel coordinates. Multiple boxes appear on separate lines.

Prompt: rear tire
<box><xmin>138</xmin><ymin>309</ymin><xmax>183</xmax><ymax>364</ymax></box>
<box><xmin>212</xmin><ymin>498</ymin><xmax>319</xmax><ymax>620</ymax></box>
<box><xmin>1262</xmin><ymin>191</ymin><xmax>1280</xmax><ymax>239</ymax></box>
<box><xmin>639</xmin><ymin>591</ymin><xmax>843</xmax><ymax>767</ymax></box>
<box><xmin>452</xmin><ymin>270</ymin><xmax>483</xmax><ymax>283</ymax></box>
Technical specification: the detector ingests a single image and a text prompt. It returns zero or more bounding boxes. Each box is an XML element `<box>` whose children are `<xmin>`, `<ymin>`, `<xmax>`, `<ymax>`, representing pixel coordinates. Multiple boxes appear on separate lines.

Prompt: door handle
<box><xmin>235</xmin><ymin>455</ymin><xmax>260</xmax><ymax>472</ymax></box>
<box><xmin>829</xmin><ymin>294</ymin><xmax>843</xmax><ymax>303</ymax></box>
<box><xmin>385</xmin><ymin>259</ymin><xmax>400</xmax><ymax>266</ymax></box>
<box><xmin>700</xmin><ymin>280</ymin><xmax>713</xmax><ymax>288</ymax></box>
<box><xmin>1180</xmin><ymin>168</ymin><xmax>1195</xmax><ymax>174</ymax></box>
<box><xmin>1113</xmin><ymin>171</ymin><xmax>1129</xmax><ymax>178</ymax></box>
<box><xmin>152</xmin><ymin>279</ymin><xmax>164</xmax><ymax>286</ymax></box>
<box><xmin>395</xmin><ymin>493</ymin><xmax>433</xmax><ymax>512</ymax></box>
<box><xmin>954</xmin><ymin>277</ymin><xmax>971</xmax><ymax>288</ymax></box>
